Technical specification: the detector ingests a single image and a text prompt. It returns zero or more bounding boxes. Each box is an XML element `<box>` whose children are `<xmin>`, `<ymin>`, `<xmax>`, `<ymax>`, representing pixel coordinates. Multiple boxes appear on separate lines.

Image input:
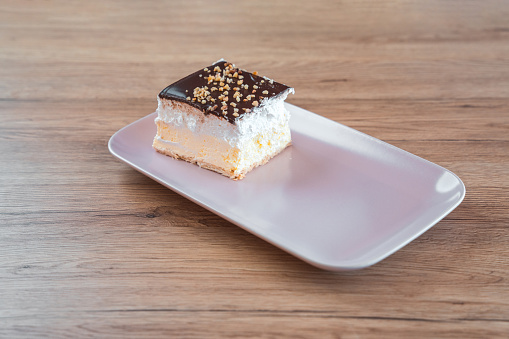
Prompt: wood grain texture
<box><xmin>1</xmin><ymin>0</ymin><xmax>508</xmax><ymax>338</ymax></box>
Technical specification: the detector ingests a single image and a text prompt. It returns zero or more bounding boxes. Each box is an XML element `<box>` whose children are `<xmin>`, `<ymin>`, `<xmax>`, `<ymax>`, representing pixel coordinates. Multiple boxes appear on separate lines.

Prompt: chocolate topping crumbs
<box><xmin>158</xmin><ymin>61</ymin><xmax>292</xmax><ymax>124</ymax></box>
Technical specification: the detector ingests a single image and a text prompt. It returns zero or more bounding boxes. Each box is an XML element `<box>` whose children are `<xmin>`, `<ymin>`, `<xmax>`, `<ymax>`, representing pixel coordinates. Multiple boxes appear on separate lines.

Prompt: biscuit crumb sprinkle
<box><xmin>167</xmin><ymin>61</ymin><xmax>290</xmax><ymax>123</ymax></box>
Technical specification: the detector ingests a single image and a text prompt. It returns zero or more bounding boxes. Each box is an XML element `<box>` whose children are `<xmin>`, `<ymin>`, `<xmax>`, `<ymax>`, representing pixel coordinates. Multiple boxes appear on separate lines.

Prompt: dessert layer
<box><xmin>153</xmin><ymin>98</ymin><xmax>291</xmax><ymax>179</ymax></box>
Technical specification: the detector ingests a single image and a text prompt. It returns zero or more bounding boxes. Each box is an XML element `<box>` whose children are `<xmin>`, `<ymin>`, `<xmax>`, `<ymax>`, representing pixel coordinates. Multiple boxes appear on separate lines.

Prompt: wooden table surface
<box><xmin>1</xmin><ymin>1</ymin><xmax>509</xmax><ymax>337</ymax></box>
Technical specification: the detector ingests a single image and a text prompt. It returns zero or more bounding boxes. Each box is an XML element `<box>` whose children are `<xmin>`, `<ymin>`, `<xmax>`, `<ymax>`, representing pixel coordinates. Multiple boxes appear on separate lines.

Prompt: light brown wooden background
<box><xmin>1</xmin><ymin>0</ymin><xmax>508</xmax><ymax>337</ymax></box>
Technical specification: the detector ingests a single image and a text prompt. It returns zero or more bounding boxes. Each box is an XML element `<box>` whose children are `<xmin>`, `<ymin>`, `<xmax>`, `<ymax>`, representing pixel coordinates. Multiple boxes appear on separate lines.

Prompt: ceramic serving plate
<box><xmin>108</xmin><ymin>103</ymin><xmax>465</xmax><ymax>271</ymax></box>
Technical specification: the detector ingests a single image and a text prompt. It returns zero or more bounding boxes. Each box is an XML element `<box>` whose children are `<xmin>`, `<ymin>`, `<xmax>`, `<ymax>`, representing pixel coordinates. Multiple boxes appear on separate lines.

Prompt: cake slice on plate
<box><xmin>153</xmin><ymin>60</ymin><xmax>294</xmax><ymax>180</ymax></box>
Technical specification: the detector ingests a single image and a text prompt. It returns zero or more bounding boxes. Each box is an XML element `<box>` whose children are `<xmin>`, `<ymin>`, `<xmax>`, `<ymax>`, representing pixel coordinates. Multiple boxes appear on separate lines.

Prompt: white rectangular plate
<box><xmin>109</xmin><ymin>103</ymin><xmax>465</xmax><ymax>271</ymax></box>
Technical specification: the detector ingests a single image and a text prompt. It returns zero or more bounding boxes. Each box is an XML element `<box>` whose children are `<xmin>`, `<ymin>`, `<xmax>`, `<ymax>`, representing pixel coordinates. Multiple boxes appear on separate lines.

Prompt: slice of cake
<box><xmin>153</xmin><ymin>60</ymin><xmax>294</xmax><ymax>180</ymax></box>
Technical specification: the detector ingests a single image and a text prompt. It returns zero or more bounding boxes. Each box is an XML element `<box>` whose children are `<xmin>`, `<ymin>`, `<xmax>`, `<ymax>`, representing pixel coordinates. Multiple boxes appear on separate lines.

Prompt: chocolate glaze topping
<box><xmin>158</xmin><ymin>60</ymin><xmax>292</xmax><ymax>124</ymax></box>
